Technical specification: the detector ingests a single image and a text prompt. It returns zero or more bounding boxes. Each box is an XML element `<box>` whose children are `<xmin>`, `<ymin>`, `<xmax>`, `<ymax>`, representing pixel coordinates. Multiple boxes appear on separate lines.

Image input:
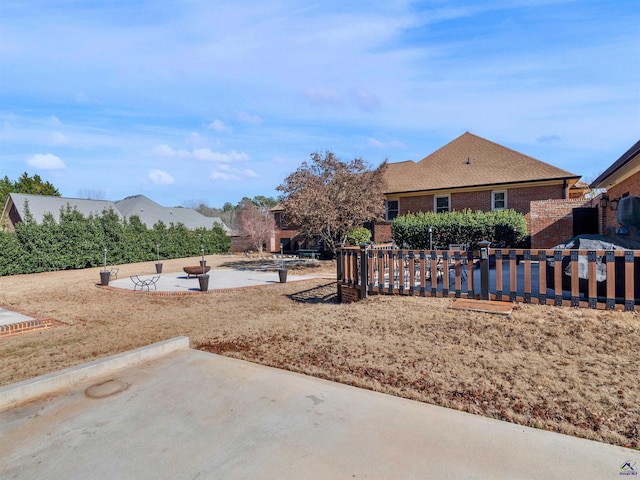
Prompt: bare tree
<box><xmin>182</xmin><ymin>199</ymin><xmax>207</xmax><ymax>210</ymax></box>
<box><xmin>277</xmin><ymin>151</ymin><xmax>387</xmax><ymax>255</ymax></box>
<box><xmin>76</xmin><ymin>189</ymin><xmax>106</xmax><ymax>200</ymax></box>
<box><xmin>239</xmin><ymin>199</ymin><xmax>276</xmax><ymax>257</ymax></box>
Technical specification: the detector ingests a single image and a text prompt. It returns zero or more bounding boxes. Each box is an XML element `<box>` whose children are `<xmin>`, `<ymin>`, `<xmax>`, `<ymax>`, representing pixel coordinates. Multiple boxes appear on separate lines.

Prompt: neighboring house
<box><xmin>270</xmin><ymin>204</ymin><xmax>307</xmax><ymax>254</ymax></box>
<box><xmin>268</xmin><ymin>205</ymin><xmax>336</xmax><ymax>255</ymax></box>
<box><xmin>590</xmin><ymin>139</ymin><xmax>640</xmax><ymax>234</ymax></box>
<box><xmin>376</xmin><ymin>132</ymin><xmax>588</xmax><ymax>247</ymax></box>
<box><xmin>1</xmin><ymin>193</ymin><xmax>230</xmax><ymax>233</ymax></box>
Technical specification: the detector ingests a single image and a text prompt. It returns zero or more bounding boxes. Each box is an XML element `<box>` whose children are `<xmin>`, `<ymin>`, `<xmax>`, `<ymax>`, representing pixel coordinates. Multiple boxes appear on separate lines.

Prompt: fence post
<box><xmin>360</xmin><ymin>243</ymin><xmax>369</xmax><ymax>300</ymax></box>
<box><xmin>335</xmin><ymin>242</ymin><xmax>343</xmax><ymax>303</ymax></box>
<box><xmin>479</xmin><ymin>240</ymin><xmax>491</xmax><ymax>301</ymax></box>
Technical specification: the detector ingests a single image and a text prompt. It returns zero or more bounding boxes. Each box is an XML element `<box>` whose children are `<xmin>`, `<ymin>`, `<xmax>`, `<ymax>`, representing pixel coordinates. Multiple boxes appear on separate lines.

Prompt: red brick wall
<box><xmin>450</xmin><ymin>191</ymin><xmax>491</xmax><ymax>211</ymax></box>
<box><xmin>508</xmin><ymin>184</ymin><xmax>566</xmax><ymax>215</ymax></box>
<box><xmin>373</xmin><ymin>222</ymin><xmax>393</xmax><ymax>243</ymax></box>
<box><xmin>529</xmin><ymin>198</ymin><xmax>595</xmax><ymax>248</ymax></box>
<box><xmin>603</xmin><ymin>172</ymin><xmax>640</xmax><ymax>231</ymax></box>
<box><xmin>398</xmin><ymin>195</ymin><xmax>432</xmax><ymax>215</ymax></box>
<box><xmin>609</xmin><ymin>171</ymin><xmax>640</xmax><ymax>198</ymax></box>
<box><xmin>395</xmin><ymin>184</ymin><xmax>566</xmax><ymax>217</ymax></box>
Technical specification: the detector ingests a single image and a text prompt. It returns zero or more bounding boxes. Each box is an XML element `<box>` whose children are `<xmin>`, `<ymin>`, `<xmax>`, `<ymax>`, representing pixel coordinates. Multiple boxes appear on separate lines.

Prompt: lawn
<box><xmin>0</xmin><ymin>254</ymin><xmax>638</xmax><ymax>449</ymax></box>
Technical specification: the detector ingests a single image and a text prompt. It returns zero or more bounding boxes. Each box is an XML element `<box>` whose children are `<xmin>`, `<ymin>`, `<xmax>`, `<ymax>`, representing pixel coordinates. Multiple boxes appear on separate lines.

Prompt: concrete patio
<box><xmin>107</xmin><ymin>267</ymin><xmax>330</xmax><ymax>293</ymax></box>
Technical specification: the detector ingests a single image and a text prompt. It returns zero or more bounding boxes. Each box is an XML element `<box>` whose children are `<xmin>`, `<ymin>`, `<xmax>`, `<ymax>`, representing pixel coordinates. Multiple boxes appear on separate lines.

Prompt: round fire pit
<box><xmin>183</xmin><ymin>266</ymin><xmax>211</xmax><ymax>278</ymax></box>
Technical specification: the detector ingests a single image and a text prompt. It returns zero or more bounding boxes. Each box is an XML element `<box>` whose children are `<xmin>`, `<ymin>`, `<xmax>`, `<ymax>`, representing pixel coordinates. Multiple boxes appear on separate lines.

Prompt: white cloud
<box><xmin>149</xmin><ymin>169</ymin><xmax>175</xmax><ymax>185</ymax></box>
<box><xmin>368</xmin><ymin>138</ymin><xmax>406</xmax><ymax>149</ymax></box>
<box><xmin>187</xmin><ymin>132</ymin><xmax>208</xmax><ymax>148</ymax></box>
<box><xmin>152</xmin><ymin>144</ymin><xmax>251</xmax><ymax>165</ymax></box>
<box><xmin>49</xmin><ymin>131</ymin><xmax>69</xmax><ymax>145</ymax></box>
<box><xmin>26</xmin><ymin>153</ymin><xmax>66</xmax><ymax>170</ymax></box>
<box><xmin>237</xmin><ymin>111</ymin><xmax>262</xmax><ymax>125</ymax></box>
<box><xmin>208</xmin><ymin>119</ymin><xmax>230</xmax><ymax>132</ymax></box>
<box><xmin>210</xmin><ymin>165</ymin><xmax>258</xmax><ymax>182</ymax></box>
<box><xmin>152</xmin><ymin>144</ymin><xmax>190</xmax><ymax>158</ymax></box>
<box><xmin>193</xmin><ymin>148</ymin><xmax>219</xmax><ymax>161</ymax></box>
<box><xmin>194</xmin><ymin>148</ymin><xmax>249</xmax><ymax>163</ymax></box>
<box><xmin>349</xmin><ymin>88</ymin><xmax>380</xmax><ymax>111</ymax></box>
<box><xmin>210</xmin><ymin>170</ymin><xmax>240</xmax><ymax>181</ymax></box>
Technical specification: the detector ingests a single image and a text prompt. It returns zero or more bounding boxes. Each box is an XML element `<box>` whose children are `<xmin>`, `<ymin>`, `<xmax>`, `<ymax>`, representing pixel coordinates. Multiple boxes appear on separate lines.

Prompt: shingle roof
<box><xmin>115</xmin><ymin>195</ymin><xmax>229</xmax><ymax>231</ymax></box>
<box><xmin>7</xmin><ymin>193</ymin><xmax>121</xmax><ymax>223</ymax></box>
<box><xmin>590</xmin><ymin>139</ymin><xmax>640</xmax><ymax>189</ymax></box>
<box><xmin>385</xmin><ymin>132</ymin><xmax>580</xmax><ymax>194</ymax></box>
<box><xmin>4</xmin><ymin>193</ymin><xmax>229</xmax><ymax>232</ymax></box>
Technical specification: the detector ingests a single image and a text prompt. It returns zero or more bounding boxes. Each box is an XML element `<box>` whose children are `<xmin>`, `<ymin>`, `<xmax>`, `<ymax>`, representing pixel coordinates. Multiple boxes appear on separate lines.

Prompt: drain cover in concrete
<box><xmin>85</xmin><ymin>379</ymin><xmax>129</xmax><ymax>398</ymax></box>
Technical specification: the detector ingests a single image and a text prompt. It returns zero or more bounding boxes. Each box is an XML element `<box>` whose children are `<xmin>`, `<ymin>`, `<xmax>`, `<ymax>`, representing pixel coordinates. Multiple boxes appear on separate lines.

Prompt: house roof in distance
<box><xmin>3</xmin><ymin>193</ymin><xmax>229</xmax><ymax>232</ymax></box>
<box><xmin>5</xmin><ymin>193</ymin><xmax>121</xmax><ymax>224</ymax></box>
<box><xmin>115</xmin><ymin>195</ymin><xmax>229</xmax><ymax>231</ymax></box>
<box><xmin>590</xmin><ymin>139</ymin><xmax>640</xmax><ymax>190</ymax></box>
<box><xmin>384</xmin><ymin>132</ymin><xmax>580</xmax><ymax>194</ymax></box>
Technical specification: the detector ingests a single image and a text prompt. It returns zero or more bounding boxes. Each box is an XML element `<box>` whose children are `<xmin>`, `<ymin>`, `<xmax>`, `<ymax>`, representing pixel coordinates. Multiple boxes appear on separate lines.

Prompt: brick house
<box><xmin>271</xmin><ymin>132</ymin><xmax>589</xmax><ymax>252</ymax></box>
<box><xmin>271</xmin><ymin>204</ymin><xmax>312</xmax><ymax>254</ymax></box>
<box><xmin>590</xmin><ymin>139</ymin><xmax>640</xmax><ymax>235</ymax></box>
<box><xmin>376</xmin><ymin>132</ymin><xmax>587</xmax><ymax>247</ymax></box>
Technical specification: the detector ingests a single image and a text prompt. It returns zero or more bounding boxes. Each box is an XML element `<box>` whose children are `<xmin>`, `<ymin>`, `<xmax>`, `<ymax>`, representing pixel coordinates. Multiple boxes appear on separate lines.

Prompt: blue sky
<box><xmin>1</xmin><ymin>0</ymin><xmax>638</xmax><ymax>208</ymax></box>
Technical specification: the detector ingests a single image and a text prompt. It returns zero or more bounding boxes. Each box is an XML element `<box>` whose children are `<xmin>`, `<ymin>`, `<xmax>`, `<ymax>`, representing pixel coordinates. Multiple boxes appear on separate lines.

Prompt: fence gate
<box><xmin>573</xmin><ymin>208</ymin><xmax>599</xmax><ymax>236</ymax></box>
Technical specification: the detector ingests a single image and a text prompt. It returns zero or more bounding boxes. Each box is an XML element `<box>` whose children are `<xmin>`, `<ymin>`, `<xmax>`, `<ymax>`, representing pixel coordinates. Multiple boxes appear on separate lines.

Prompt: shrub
<box><xmin>346</xmin><ymin>227</ymin><xmax>372</xmax><ymax>246</ymax></box>
<box><xmin>391</xmin><ymin>209</ymin><xmax>527</xmax><ymax>250</ymax></box>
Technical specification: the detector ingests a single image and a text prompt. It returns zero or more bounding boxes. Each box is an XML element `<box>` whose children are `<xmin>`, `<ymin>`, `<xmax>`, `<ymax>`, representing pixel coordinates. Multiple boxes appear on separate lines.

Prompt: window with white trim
<box><xmin>492</xmin><ymin>190</ymin><xmax>507</xmax><ymax>210</ymax></box>
<box><xmin>386</xmin><ymin>200</ymin><xmax>399</xmax><ymax>221</ymax></box>
<box><xmin>434</xmin><ymin>195</ymin><xmax>450</xmax><ymax>213</ymax></box>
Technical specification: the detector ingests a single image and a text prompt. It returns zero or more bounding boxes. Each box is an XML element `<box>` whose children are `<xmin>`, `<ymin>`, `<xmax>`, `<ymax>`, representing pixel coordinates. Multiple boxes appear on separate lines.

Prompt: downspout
<box><xmin>562</xmin><ymin>179</ymin><xmax>567</xmax><ymax>199</ymax></box>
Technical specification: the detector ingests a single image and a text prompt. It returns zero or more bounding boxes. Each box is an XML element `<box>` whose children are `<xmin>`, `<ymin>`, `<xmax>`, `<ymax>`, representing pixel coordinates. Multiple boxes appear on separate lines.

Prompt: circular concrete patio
<box><xmin>105</xmin><ymin>268</ymin><xmax>330</xmax><ymax>294</ymax></box>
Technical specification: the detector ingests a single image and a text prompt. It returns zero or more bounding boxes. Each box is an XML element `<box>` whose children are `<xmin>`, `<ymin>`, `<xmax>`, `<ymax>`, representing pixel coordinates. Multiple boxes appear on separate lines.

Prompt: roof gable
<box><xmin>590</xmin><ymin>139</ymin><xmax>640</xmax><ymax>189</ymax></box>
<box><xmin>385</xmin><ymin>132</ymin><xmax>580</xmax><ymax>194</ymax></box>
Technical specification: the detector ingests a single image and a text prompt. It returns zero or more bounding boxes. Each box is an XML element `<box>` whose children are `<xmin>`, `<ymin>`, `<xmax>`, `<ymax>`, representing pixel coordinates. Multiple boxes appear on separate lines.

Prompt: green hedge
<box><xmin>391</xmin><ymin>209</ymin><xmax>527</xmax><ymax>250</ymax></box>
<box><xmin>0</xmin><ymin>206</ymin><xmax>230</xmax><ymax>276</ymax></box>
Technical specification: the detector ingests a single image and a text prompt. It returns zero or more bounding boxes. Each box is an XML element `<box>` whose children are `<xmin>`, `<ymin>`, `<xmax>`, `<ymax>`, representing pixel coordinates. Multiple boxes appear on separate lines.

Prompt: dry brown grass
<box><xmin>1</xmin><ymin>254</ymin><xmax>638</xmax><ymax>449</ymax></box>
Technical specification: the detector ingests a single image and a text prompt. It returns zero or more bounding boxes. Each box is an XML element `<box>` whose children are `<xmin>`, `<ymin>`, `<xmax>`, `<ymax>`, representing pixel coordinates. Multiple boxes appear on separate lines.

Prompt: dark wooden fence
<box><xmin>336</xmin><ymin>244</ymin><xmax>639</xmax><ymax>311</ymax></box>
